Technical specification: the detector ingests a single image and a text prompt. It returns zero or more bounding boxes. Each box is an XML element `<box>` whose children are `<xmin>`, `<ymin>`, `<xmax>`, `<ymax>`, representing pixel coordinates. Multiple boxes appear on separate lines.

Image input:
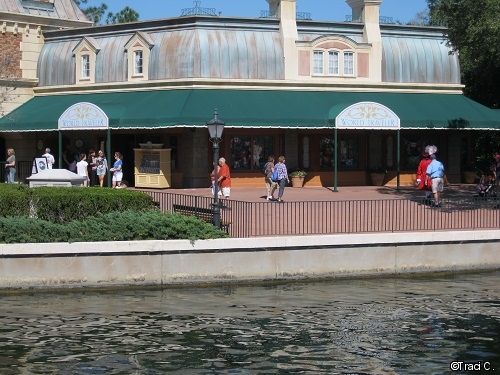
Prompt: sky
<box><xmin>96</xmin><ymin>0</ymin><xmax>429</xmax><ymax>24</ymax></box>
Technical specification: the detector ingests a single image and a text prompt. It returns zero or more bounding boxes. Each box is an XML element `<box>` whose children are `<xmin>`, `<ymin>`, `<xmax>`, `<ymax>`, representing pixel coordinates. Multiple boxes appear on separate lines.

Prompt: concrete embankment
<box><xmin>0</xmin><ymin>230</ymin><xmax>499</xmax><ymax>290</ymax></box>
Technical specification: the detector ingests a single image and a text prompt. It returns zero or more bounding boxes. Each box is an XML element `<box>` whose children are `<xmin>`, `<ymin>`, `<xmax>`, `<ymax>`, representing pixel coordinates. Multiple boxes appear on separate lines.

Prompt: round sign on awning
<box><xmin>335</xmin><ymin>101</ymin><xmax>400</xmax><ymax>130</ymax></box>
<box><xmin>58</xmin><ymin>102</ymin><xmax>109</xmax><ymax>130</ymax></box>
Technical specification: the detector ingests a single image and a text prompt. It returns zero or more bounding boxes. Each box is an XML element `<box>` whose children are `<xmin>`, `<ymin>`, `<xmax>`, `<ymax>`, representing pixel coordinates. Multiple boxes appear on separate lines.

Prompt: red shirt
<box><xmin>218</xmin><ymin>163</ymin><xmax>231</xmax><ymax>188</ymax></box>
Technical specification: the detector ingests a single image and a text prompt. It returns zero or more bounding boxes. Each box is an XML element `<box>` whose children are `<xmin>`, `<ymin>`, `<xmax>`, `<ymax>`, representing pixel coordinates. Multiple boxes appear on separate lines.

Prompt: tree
<box><xmin>106</xmin><ymin>7</ymin><xmax>140</xmax><ymax>25</ymax></box>
<box><xmin>427</xmin><ymin>0</ymin><xmax>500</xmax><ymax>108</ymax></box>
<box><xmin>407</xmin><ymin>9</ymin><xmax>431</xmax><ymax>26</ymax></box>
<box><xmin>75</xmin><ymin>0</ymin><xmax>139</xmax><ymax>25</ymax></box>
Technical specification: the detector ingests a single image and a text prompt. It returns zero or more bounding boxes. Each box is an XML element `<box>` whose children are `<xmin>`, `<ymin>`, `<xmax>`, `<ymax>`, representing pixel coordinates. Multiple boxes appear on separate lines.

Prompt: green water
<box><xmin>1</xmin><ymin>271</ymin><xmax>499</xmax><ymax>374</ymax></box>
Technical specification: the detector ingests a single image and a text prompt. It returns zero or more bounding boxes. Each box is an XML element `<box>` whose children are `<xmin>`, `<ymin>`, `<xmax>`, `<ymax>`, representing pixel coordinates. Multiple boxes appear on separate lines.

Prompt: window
<box><xmin>134</xmin><ymin>50</ymin><xmax>143</xmax><ymax>75</ymax></box>
<box><xmin>313</xmin><ymin>51</ymin><xmax>324</xmax><ymax>75</ymax></box>
<box><xmin>328</xmin><ymin>51</ymin><xmax>339</xmax><ymax>75</ymax></box>
<box><xmin>402</xmin><ymin>137</ymin><xmax>438</xmax><ymax>170</ymax></box>
<box><xmin>343</xmin><ymin>52</ymin><xmax>354</xmax><ymax>75</ymax></box>
<box><xmin>320</xmin><ymin>136</ymin><xmax>359</xmax><ymax>169</ymax></box>
<box><xmin>125</xmin><ymin>32</ymin><xmax>154</xmax><ymax>81</ymax></box>
<box><xmin>81</xmin><ymin>55</ymin><xmax>90</xmax><ymax>78</ymax></box>
<box><xmin>230</xmin><ymin>135</ymin><xmax>274</xmax><ymax>171</ymax></box>
<box><xmin>312</xmin><ymin>50</ymin><xmax>355</xmax><ymax>77</ymax></box>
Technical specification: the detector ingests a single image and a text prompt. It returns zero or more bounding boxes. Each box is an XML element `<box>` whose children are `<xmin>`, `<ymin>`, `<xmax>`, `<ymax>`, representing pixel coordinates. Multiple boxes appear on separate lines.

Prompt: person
<box><xmin>63</xmin><ymin>144</ymin><xmax>77</xmax><ymax>172</ymax></box>
<box><xmin>42</xmin><ymin>148</ymin><xmax>55</xmax><ymax>169</ymax></box>
<box><xmin>88</xmin><ymin>149</ymin><xmax>97</xmax><ymax>186</ymax></box>
<box><xmin>274</xmin><ymin>155</ymin><xmax>289</xmax><ymax>203</ymax></box>
<box><xmin>426</xmin><ymin>153</ymin><xmax>445</xmax><ymax>207</ymax></box>
<box><xmin>493</xmin><ymin>153</ymin><xmax>500</xmax><ymax>186</ymax></box>
<box><xmin>264</xmin><ymin>155</ymin><xmax>277</xmax><ymax>200</ymax></box>
<box><xmin>210</xmin><ymin>162</ymin><xmax>221</xmax><ymax>197</ymax></box>
<box><xmin>217</xmin><ymin>157</ymin><xmax>231</xmax><ymax>199</ymax></box>
<box><xmin>476</xmin><ymin>172</ymin><xmax>495</xmax><ymax>196</ymax></box>
<box><xmin>416</xmin><ymin>149</ymin><xmax>433</xmax><ymax>203</ymax></box>
<box><xmin>76</xmin><ymin>153</ymin><xmax>89</xmax><ymax>187</ymax></box>
<box><xmin>5</xmin><ymin>148</ymin><xmax>16</xmax><ymax>184</ymax></box>
<box><xmin>116</xmin><ymin>180</ymin><xmax>129</xmax><ymax>189</ymax></box>
<box><xmin>96</xmin><ymin>150</ymin><xmax>108</xmax><ymax>187</ymax></box>
<box><xmin>110</xmin><ymin>151</ymin><xmax>123</xmax><ymax>188</ymax></box>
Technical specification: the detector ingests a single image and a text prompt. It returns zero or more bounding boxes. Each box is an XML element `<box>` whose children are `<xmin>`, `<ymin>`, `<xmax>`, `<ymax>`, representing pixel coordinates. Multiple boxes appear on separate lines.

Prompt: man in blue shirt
<box><xmin>426</xmin><ymin>154</ymin><xmax>445</xmax><ymax>207</ymax></box>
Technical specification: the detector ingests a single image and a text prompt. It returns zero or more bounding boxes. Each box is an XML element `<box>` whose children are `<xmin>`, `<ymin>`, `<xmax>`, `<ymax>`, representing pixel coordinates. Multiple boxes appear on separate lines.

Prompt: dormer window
<box><xmin>125</xmin><ymin>32</ymin><xmax>154</xmax><ymax>81</ymax></box>
<box><xmin>134</xmin><ymin>50</ymin><xmax>143</xmax><ymax>75</ymax></box>
<box><xmin>73</xmin><ymin>37</ymin><xmax>100</xmax><ymax>84</ymax></box>
<box><xmin>298</xmin><ymin>35</ymin><xmax>370</xmax><ymax>79</ymax></box>
<box><xmin>81</xmin><ymin>55</ymin><xmax>90</xmax><ymax>78</ymax></box>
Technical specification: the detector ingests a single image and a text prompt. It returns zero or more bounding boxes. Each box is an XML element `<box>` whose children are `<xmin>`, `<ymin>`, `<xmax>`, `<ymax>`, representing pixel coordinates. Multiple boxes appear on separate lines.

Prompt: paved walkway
<box><xmin>149</xmin><ymin>184</ymin><xmax>478</xmax><ymax>203</ymax></box>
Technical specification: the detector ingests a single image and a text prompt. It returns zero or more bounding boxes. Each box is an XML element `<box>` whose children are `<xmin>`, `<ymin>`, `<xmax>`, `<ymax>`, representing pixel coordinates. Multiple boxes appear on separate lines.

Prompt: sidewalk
<box><xmin>153</xmin><ymin>184</ymin><xmax>477</xmax><ymax>203</ymax></box>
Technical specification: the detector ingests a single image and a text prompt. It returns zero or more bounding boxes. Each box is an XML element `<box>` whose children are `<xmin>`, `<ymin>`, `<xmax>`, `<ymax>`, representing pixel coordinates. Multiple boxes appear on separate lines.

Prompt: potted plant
<box><xmin>367</xmin><ymin>167</ymin><xmax>387</xmax><ymax>186</ymax></box>
<box><xmin>462</xmin><ymin>164</ymin><xmax>478</xmax><ymax>184</ymax></box>
<box><xmin>288</xmin><ymin>168</ymin><xmax>307</xmax><ymax>188</ymax></box>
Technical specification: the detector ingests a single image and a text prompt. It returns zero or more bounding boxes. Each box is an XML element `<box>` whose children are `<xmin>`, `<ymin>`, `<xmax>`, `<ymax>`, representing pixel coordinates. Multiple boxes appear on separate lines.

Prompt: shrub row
<box><xmin>0</xmin><ymin>209</ymin><xmax>228</xmax><ymax>243</ymax></box>
<box><xmin>0</xmin><ymin>184</ymin><xmax>153</xmax><ymax>224</ymax></box>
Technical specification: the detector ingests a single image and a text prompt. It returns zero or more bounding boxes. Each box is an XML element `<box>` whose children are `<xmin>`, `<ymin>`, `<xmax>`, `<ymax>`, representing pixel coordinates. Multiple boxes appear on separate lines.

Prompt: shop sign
<box><xmin>58</xmin><ymin>102</ymin><xmax>109</xmax><ymax>130</ymax></box>
<box><xmin>336</xmin><ymin>102</ymin><xmax>400</xmax><ymax>130</ymax></box>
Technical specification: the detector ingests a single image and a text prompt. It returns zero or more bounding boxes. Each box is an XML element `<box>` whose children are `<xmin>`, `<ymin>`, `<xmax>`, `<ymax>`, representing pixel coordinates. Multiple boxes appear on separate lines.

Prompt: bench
<box><xmin>172</xmin><ymin>204</ymin><xmax>231</xmax><ymax>233</ymax></box>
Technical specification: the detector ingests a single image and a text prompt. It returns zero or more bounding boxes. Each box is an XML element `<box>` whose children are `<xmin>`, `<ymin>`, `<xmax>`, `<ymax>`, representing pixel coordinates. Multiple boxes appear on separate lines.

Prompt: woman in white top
<box><xmin>76</xmin><ymin>153</ymin><xmax>89</xmax><ymax>187</ymax></box>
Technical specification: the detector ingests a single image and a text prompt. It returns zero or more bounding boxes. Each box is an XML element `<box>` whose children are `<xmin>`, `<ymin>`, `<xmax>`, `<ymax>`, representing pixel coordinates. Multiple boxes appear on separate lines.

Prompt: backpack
<box><xmin>271</xmin><ymin>167</ymin><xmax>279</xmax><ymax>182</ymax></box>
<box><xmin>263</xmin><ymin>163</ymin><xmax>268</xmax><ymax>176</ymax></box>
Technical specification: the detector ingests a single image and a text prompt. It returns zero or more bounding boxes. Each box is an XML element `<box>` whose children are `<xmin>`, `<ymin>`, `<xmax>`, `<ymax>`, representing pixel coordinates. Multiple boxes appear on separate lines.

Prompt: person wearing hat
<box><xmin>416</xmin><ymin>148</ymin><xmax>433</xmax><ymax>204</ymax></box>
<box><xmin>426</xmin><ymin>153</ymin><xmax>445</xmax><ymax>208</ymax></box>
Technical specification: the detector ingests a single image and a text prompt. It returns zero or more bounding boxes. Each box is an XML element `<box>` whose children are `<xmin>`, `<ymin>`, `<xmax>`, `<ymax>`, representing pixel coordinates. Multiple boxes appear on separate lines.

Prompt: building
<box><xmin>1</xmin><ymin>0</ymin><xmax>498</xmax><ymax>187</ymax></box>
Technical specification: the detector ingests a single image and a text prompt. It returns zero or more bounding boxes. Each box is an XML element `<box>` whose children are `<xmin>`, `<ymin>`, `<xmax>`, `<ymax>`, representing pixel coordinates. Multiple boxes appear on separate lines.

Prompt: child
<box><xmin>76</xmin><ymin>153</ymin><xmax>89</xmax><ymax>187</ymax></box>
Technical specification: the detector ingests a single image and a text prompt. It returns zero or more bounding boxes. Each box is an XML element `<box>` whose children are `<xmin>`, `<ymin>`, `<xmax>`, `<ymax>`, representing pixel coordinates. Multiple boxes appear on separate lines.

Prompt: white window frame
<box><xmin>328</xmin><ymin>51</ymin><xmax>340</xmax><ymax>75</ymax></box>
<box><xmin>134</xmin><ymin>50</ymin><xmax>143</xmax><ymax>75</ymax></box>
<box><xmin>313</xmin><ymin>50</ymin><xmax>324</xmax><ymax>75</ymax></box>
<box><xmin>312</xmin><ymin>49</ymin><xmax>356</xmax><ymax>77</ymax></box>
<box><xmin>81</xmin><ymin>54</ymin><xmax>90</xmax><ymax>78</ymax></box>
<box><xmin>343</xmin><ymin>51</ymin><xmax>355</xmax><ymax>76</ymax></box>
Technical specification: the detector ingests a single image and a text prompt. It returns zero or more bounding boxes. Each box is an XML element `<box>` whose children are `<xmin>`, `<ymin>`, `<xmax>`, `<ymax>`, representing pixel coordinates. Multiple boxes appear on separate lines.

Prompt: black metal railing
<box><xmin>345</xmin><ymin>15</ymin><xmax>395</xmax><ymax>24</ymax></box>
<box><xmin>141</xmin><ymin>191</ymin><xmax>500</xmax><ymax>238</ymax></box>
<box><xmin>259</xmin><ymin>10</ymin><xmax>311</xmax><ymax>20</ymax></box>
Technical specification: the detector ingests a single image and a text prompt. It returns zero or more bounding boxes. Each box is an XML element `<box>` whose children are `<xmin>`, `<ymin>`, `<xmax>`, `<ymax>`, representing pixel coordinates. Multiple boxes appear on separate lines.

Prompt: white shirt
<box><xmin>42</xmin><ymin>152</ymin><xmax>55</xmax><ymax>169</ymax></box>
<box><xmin>76</xmin><ymin>160</ymin><xmax>88</xmax><ymax>177</ymax></box>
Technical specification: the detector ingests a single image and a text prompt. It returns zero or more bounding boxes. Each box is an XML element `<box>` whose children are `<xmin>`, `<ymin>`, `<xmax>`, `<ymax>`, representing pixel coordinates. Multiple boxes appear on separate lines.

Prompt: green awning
<box><xmin>0</xmin><ymin>89</ymin><xmax>498</xmax><ymax>131</ymax></box>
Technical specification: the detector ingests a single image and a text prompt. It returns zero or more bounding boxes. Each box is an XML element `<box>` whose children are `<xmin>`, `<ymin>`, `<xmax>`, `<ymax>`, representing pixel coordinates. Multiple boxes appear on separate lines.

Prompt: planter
<box><xmin>290</xmin><ymin>176</ymin><xmax>305</xmax><ymax>188</ymax></box>
<box><xmin>463</xmin><ymin>171</ymin><xmax>477</xmax><ymax>184</ymax></box>
<box><xmin>369</xmin><ymin>173</ymin><xmax>386</xmax><ymax>186</ymax></box>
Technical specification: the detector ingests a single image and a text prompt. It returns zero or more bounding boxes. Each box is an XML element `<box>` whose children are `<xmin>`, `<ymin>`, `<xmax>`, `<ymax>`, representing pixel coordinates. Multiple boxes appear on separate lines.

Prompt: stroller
<box><xmin>477</xmin><ymin>181</ymin><xmax>496</xmax><ymax>197</ymax></box>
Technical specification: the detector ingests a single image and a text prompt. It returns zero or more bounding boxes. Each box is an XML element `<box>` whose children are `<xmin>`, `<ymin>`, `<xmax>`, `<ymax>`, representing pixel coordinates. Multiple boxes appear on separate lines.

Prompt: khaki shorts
<box><xmin>431</xmin><ymin>177</ymin><xmax>444</xmax><ymax>193</ymax></box>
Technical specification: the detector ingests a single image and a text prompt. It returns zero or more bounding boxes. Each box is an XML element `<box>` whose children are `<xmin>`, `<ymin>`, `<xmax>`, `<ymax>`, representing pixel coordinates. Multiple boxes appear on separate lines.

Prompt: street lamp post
<box><xmin>207</xmin><ymin>109</ymin><xmax>225</xmax><ymax>229</ymax></box>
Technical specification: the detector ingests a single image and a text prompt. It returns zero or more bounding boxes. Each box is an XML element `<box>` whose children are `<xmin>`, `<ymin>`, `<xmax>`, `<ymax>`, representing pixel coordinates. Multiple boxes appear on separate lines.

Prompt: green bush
<box><xmin>0</xmin><ymin>209</ymin><xmax>228</xmax><ymax>243</ymax></box>
<box><xmin>0</xmin><ymin>185</ymin><xmax>153</xmax><ymax>224</ymax></box>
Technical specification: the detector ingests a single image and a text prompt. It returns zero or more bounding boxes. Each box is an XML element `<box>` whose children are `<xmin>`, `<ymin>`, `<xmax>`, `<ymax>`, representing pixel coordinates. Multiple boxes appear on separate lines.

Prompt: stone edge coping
<box><xmin>1</xmin><ymin>230</ymin><xmax>499</xmax><ymax>256</ymax></box>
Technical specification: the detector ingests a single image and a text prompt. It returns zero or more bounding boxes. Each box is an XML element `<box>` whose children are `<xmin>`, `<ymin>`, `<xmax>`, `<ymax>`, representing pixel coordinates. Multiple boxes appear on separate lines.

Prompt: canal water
<box><xmin>1</xmin><ymin>271</ymin><xmax>499</xmax><ymax>374</ymax></box>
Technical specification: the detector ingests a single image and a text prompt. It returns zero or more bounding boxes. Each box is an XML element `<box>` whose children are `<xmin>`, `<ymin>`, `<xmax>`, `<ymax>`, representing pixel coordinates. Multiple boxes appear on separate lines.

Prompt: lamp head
<box><xmin>207</xmin><ymin>109</ymin><xmax>225</xmax><ymax>140</ymax></box>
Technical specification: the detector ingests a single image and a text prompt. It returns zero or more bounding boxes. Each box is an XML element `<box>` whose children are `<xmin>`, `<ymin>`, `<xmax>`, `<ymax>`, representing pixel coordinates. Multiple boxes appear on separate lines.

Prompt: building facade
<box><xmin>1</xmin><ymin>0</ymin><xmax>498</xmax><ymax>187</ymax></box>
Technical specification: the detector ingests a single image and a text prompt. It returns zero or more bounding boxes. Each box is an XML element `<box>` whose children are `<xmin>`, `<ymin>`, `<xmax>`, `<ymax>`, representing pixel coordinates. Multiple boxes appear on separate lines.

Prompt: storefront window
<box><xmin>402</xmin><ymin>137</ymin><xmax>436</xmax><ymax>170</ymax></box>
<box><xmin>320</xmin><ymin>136</ymin><xmax>359</xmax><ymax>169</ymax></box>
<box><xmin>230</xmin><ymin>135</ymin><xmax>273</xmax><ymax>171</ymax></box>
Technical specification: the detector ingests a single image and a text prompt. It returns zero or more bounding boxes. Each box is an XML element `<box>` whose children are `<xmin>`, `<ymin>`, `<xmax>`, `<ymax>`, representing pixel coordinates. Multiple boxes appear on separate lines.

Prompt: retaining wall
<box><xmin>1</xmin><ymin>230</ymin><xmax>499</xmax><ymax>290</ymax></box>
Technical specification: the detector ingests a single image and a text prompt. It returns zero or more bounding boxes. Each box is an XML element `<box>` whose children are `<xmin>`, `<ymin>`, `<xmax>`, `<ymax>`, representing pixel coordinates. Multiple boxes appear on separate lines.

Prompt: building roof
<box><xmin>0</xmin><ymin>0</ymin><xmax>88</xmax><ymax>22</ymax></box>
